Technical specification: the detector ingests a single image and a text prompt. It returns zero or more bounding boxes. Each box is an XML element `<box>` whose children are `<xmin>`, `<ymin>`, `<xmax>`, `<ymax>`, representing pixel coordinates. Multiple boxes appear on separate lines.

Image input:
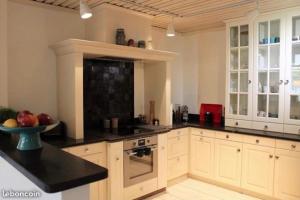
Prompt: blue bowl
<box><xmin>0</xmin><ymin>122</ymin><xmax>59</xmax><ymax>151</ymax></box>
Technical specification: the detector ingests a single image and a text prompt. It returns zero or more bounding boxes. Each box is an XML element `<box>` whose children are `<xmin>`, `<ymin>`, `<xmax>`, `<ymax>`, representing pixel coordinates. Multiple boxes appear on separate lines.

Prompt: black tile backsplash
<box><xmin>83</xmin><ymin>58</ymin><xmax>134</xmax><ymax>129</ymax></box>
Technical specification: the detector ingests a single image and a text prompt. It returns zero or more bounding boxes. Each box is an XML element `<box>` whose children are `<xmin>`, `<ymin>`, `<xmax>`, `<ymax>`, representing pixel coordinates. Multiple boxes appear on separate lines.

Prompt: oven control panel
<box><xmin>124</xmin><ymin>135</ymin><xmax>157</xmax><ymax>150</ymax></box>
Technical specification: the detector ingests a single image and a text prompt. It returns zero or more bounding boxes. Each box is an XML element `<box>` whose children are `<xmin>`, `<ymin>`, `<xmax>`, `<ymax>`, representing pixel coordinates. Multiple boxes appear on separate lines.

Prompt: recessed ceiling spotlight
<box><xmin>166</xmin><ymin>18</ymin><xmax>175</xmax><ymax>37</ymax></box>
<box><xmin>80</xmin><ymin>0</ymin><xmax>93</xmax><ymax>19</ymax></box>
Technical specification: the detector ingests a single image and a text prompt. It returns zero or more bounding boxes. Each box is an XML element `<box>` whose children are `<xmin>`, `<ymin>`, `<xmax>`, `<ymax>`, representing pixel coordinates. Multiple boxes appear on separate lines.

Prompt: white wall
<box><xmin>7</xmin><ymin>1</ymin><xmax>85</xmax><ymax>117</ymax></box>
<box><xmin>86</xmin><ymin>4</ymin><xmax>152</xmax><ymax>44</ymax></box>
<box><xmin>0</xmin><ymin>0</ymin><xmax>8</xmax><ymax>106</ymax></box>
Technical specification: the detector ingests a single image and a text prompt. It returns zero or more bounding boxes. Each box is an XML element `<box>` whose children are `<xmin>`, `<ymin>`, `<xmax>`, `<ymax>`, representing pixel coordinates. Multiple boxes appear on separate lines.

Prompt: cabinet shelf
<box><xmin>258</xmin><ymin>43</ymin><xmax>280</xmax><ymax>47</ymax></box>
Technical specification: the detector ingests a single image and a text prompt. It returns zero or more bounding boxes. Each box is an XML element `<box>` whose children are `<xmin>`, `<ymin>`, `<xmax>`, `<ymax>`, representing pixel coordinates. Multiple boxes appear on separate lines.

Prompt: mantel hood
<box><xmin>50</xmin><ymin>39</ymin><xmax>177</xmax><ymax>62</ymax></box>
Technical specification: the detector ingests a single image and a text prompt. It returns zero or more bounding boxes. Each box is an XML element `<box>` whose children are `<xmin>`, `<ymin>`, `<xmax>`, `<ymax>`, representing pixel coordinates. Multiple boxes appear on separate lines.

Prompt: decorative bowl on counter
<box><xmin>0</xmin><ymin>122</ymin><xmax>59</xmax><ymax>151</ymax></box>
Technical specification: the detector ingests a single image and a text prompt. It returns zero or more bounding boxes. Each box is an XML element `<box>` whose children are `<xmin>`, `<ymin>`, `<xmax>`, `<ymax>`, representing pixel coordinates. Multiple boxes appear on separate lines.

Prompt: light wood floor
<box><xmin>146</xmin><ymin>179</ymin><xmax>262</xmax><ymax>200</ymax></box>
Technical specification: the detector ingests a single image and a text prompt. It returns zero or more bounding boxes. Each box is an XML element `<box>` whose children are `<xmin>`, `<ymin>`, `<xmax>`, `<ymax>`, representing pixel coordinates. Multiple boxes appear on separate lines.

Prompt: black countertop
<box><xmin>0</xmin><ymin>133</ymin><xmax>108</xmax><ymax>193</ymax></box>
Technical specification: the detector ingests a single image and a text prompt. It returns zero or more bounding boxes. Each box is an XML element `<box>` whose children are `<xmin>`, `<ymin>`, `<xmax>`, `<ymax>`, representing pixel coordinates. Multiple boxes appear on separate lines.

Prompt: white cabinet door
<box><xmin>253</xmin><ymin>13</ymin><xmax>285</xmax><ymax>124</ymax></box>
<box><xmin>107</xmin><ymin>142</ymin><xmax>123</xmax><ymax>200</ymax></box>
<box><xmin>157</xmin><ymin>133</ymin><xmax>167</xmax><ymax>189</ymax></box>
<box><xmin>284</xmin><ymin>10</ymin><xmax>300</xmax><ymax>126</ymax></box>
<box><xmin>190</xmin><ymin>135</ymin><xmax>214</xmax><ymax>179</ymax></box>
<box><xmin>241</xmin><ymin>144</ymin><xmax>275</xmax><ymax>196</ymax></box>
<box><xmin>226</xmin><ymin>20</ymin><xmax>253</xmax><ymax>121</ymax></box>
<box><xmin>274</xmin><ymin>149</ymin><xmax>300</xmax><ymax>200</ymax></box>
<box><xmin>167</xmin><ymin>132</ymin><xmax>188</xmax><ymax>159</ymax></box>
<box><xmin>167</xmin><ymin>155</ymin><xmax>188</xmax><ymax>181</ymax></box>
<box><xmin>214</xmin><ymin>139</ymin><xmax>242</xmax><ymax>187</ymax></box>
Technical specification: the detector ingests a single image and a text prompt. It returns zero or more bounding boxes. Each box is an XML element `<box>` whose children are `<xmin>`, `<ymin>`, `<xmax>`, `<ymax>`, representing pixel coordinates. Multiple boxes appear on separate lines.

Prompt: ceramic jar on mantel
<box><xmin>116</xmin><ymin>28</ymin><xmax>126</xmax><ymax>45</ymax></box>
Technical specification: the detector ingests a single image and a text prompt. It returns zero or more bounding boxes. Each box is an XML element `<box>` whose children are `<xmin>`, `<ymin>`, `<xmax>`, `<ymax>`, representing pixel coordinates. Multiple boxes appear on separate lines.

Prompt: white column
<box><xmin>0</xmin><ymin>0</ymin><xmax>8</xmax><ymax>106</ymax></box>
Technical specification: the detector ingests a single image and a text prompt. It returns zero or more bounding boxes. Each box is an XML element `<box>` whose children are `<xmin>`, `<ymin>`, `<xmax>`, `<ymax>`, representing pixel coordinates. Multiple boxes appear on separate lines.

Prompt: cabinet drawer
<box><xmin>225</xmin><ymin>119</ymin><xmax>252</xmax><ymax>129</ymax></box>
<box><xmin>167</xmin><ymin>155</ymin><xmax>188</xmax><ymax>180</ymax></box>
<box><xmin>252</xmin><ymin>122</ymin><xmax>283</xmax><ymax>132</ymax></box>
<box><xmin>284</xmin><ymin>124</ymin><xmax>300</xmax><ymax>135</ymax></box>
<box><xmin>215</xmin><ymin>131</ymin><xmax>243</xmax><ymax>142</ymax></box>
<box><xmin>124</xmin><ymin>178</ymin><xmax>157</xmax><ymax>200</ymax></box>
<box><xmin>168</xmin><ymin>128</ymin><xmax>188</xmax><ymax>139</ymax></box>
<box><xmin>190</xmin><ymin>128</ymin><xmax>215</xmax><ymax>138</ymax></box>
<box><xmin>167</xmin><ymin>135</ymin><xmax>188</xmax><ymax>159</ymax></box>
<box><xmin>243</xmin><ymin>135</ymin><xmax>275</xmax><ymax>147</ymax></box>
<box><xmin>276</xmin><ymin>139</ymin><xmax>300</xmax><ymax>152</ymax></box>
<box><xmin>67</xmin><ymin>142</ymin><xmax>106</xmax><ymax>157</ymax></box>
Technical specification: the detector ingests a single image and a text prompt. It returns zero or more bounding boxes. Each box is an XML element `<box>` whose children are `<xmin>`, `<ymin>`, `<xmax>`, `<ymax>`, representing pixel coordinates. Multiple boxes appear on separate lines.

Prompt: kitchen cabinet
<box><xmin>225</xmin><ymin>7</ymin><xmax>300</xmax><ymax>134</ymax></box>
<box><xmin>64</xmin><ymin>143</ymin><xmax>107</xmax><ymax>200</ymax></box>
<box><xmin>284</xmin><ymin>10</ymin><xmax>300</xmax><ymax>127</ymax></box>
<box><xmin>214</xmin><ymin>139</ymin><xmax>242</xmax><ymax>187</ymax></box>
<box><xmin>225</xmin><ymin>19</ymin><xmax>253</xmax><ymax>126</ymax></box>
<box><xmin>167</xmin><ymin>128</ymin><xmax>188</xmax><ymax>159</ymax></box>
<box><xmin>167</xmin><ymin>128</ymin><xmax>189</xmax><ymax>181</ymax></box>
<box><xmin>107</xmin><ymin>142</ymin><xmax>123</xmax><ymax>200</ymax></box>
<box><xmin>274</xmin><ymin>148</ymin><xmax>300</xmax><ymax>200</ymax></box>
<box><xmin>241</xmin><ymin>144</ymin><xmax>275</xmax><ymax>196</ymax></box>
<box><xmin>190</xmin><ymin>134</ymin><xmax>214</xmax><ymax>179</ymax></box>
<box><xmin>253</xmin><ymin>12</ymin><xmax>285</xmax><ymax>124</ymax></box>
<box><xmin>157</xmin><ymin>133</ymin><xmax>168</xmax><ymax>189</ymax></box>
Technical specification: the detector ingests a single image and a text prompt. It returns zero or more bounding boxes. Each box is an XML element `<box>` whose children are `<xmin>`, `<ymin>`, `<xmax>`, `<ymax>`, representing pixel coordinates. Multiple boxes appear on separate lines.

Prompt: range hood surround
<box><xmin>51</xmin><ymin>39</ymin><xmax>177</xmax><ymax>139</ymax></box>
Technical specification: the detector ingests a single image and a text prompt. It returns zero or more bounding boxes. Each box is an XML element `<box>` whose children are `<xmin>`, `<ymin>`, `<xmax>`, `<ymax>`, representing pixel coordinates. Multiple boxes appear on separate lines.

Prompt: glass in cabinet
<box><xmin>254</xmin><ymin>16</ymin><xmax>284</xmax><ymax>122</ymax></box>
<box><xmin>285</xmin><ymin>14</ymin><xmax>300</xmax><ymax>124</ymax></box>
<box><xmin>227</xmin><ymin>23</ymin><xmax>251</xmax><ymax>119</ymax></box>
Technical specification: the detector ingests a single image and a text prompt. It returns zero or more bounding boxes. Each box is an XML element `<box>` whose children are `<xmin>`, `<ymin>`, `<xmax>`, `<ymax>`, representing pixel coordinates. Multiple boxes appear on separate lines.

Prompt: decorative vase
<box><xmin>116</xmin><ymin>28</ymin><xmax>126</xmax><ymax>45</ymax></box>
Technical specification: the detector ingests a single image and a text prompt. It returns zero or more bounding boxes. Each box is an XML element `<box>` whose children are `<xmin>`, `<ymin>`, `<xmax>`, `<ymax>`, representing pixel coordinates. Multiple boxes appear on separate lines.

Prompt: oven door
<box><xmin>124</xmin><ymin>146</ymin><xmax>158</xmax><ymax>187</ymax></box>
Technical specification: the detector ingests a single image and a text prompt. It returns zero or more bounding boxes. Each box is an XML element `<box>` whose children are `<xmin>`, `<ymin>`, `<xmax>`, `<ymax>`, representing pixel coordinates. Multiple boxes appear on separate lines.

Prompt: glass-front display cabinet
<box><xmin>253</xmin><ymin>14</ymin><xmax>285</xmax><ymax>123</ymax></box>
<box><xmin>285</xmin><ymin>12</ymin><xmax>300</xmax><ymax>127</ymax></box>
<box><xmin>226</xmin><ymin>21</ymin><xmax>252</xmax><ymax>121</ymax></box>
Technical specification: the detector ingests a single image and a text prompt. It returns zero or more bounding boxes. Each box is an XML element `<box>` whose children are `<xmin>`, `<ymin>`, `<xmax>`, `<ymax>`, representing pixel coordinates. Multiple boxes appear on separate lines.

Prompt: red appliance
<box><xmin>200</xmin><ymin>104</ymin><xmax>223</xmax><ymax>124</ymax></box>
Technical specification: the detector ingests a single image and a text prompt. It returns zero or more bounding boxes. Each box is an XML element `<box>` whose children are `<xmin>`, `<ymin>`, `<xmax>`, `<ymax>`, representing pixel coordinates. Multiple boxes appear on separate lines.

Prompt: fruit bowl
<box><xmin>0</xmin><ymin>122</ymin><xmax>59</xmax><ymax>151</ymax></box>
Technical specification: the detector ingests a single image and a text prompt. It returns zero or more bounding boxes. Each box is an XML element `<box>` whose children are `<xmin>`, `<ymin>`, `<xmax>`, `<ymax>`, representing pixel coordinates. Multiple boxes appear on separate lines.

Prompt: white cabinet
<box><xmin>107</xmin><ymin>142</ymin><xmax>123</xmax><ymax>200</ymax></box>
<box><xmin>167</xmin><ymin>128</ymin><xmax>189</xmax><ymax>180</ymax></box>
<box><xmin>190</xmin><ymin>135</ymin><xmax>214</xmax><ymax>179</ymax></box>
<box><xmin>241</xmin><ymin>144</ymin><xmax>275</xmax><ymax>196</ymax></box>
<box><xmin>274</xmin><ymin>148</ymin><xmax>300</xmax><ymax>200</ymax></box>
<box><xmin>214</xmin><ymin>139</ymin><xmax>243</xmax><ymax>187</ymax></box>
<box><xmin>284</xmin><ymin>11</ymin><xmax>300</xmax><ymax>126</ymax></box>
<box><xmin>64</xmin><ymin>143</ymin><xmax>107</xmax><ymax>200</ymax></box>
<box><xmin>226</xmin><ymin>20</ymin><xmax>253</xmax><ymax>124</ymax></box>
<box><xmin>253</xmin><ymin>13</ymin><xmax>285</xmax><ymax>124</ymax></box>
<box><xmin>157</xmin><ymin>133</ymin><xmax>167</xmax><ymax>189</ymax></box>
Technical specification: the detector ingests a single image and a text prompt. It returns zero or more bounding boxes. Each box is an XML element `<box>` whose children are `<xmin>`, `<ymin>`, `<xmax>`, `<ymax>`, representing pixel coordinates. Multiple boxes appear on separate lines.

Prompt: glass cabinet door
<box><xmin>255</xmin><ymin>18</ymin><xmax>284</xmax><ymax>122</ymax></box>
<box><xmin>285</xmin><ymin>15</ymin><xmax>300</xmax><ymax>124</ymax></box>
<box><xmin>228</xmin><ymin>24</ymin><xmax>251</xmax><ymax>118</ymax></box>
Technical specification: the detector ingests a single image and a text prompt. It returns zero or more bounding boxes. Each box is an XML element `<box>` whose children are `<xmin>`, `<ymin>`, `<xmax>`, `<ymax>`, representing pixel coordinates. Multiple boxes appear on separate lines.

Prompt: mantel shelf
<box><xmin>50</xmin><ymin>39</ymin><xmax>177</xmax><ymax>62</ymax></box>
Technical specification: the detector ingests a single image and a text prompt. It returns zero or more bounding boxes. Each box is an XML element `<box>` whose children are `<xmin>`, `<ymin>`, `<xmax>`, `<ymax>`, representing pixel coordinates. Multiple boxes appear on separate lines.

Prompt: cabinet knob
<box><xmin>226</xmin><ymin>134</ymin><xmax>230</xmax><ymax>139</ymax></box>
<box><xmin>275</xmin><ymin>156</ymin><xmax>279</xmax><ymax>159</ymax></box>
<box><xmin>279</xmin><ymin>80</ymin><xmax>283</xmax><ymax>85</ymax></box>
<box><xmin>199</xmin><ymin>137</ymin><xmax>203</xmax><ymax>141</ymax></box>
<box><xmin>161</xmin><ymin>146</ymin><xmax>165</xmax><ymax>150</ymax></box>
<box><xmin>269</xmin><ymin>155</ymin><xmax>273</xmax><ymax>159</ymax></box>
<box><xmin>177</xmin><ymin>136</ymin><xmax>180</xmax><ymax>140</ymax></box>
<box><xmin>264</xmin><ymin>125</ymin><xmax>268</xmax><ymax>130</ymax></box>
<box><xmin>116</xmin><ymin>157</ymin><xmax>120</xmax><ymax>161</ymax></box>
<box><xmin>284</xmin><ymin>80</ymin><xmax>290</xmax><ymax>85</ymax></box>
<box><xmin>235</xmin><ymin>122</ymin><xmax>239</xmax><ymax>126</ymax></box>
<box><xmin>177</xmin><ymin>131</ymin><xmax>181</xmax><ymax>135</ymax></box>
<box><xmin>256</xmin><ymin>139</ymin><xmax>260</xmax><ymax>144</ymax></box>
<box><xmin>177</xmin><ymin>157</ymin><xmax>180</xmax><ymax>161</ymax></box>
<box><xmin>291</xmin><ymin>144</ymin><xmax>296</xmax><ymax>149</ymax></box>
<box><xmin>84</xmin><ymin>147</ymin><xmax>89</xmax><ymax>152</ymax></box>
<box><xmin>237</xmin><ymin>149</ymin><xmax>241</xmax><ymax>152</ymax></box>
<box><xmin>248</xmin><ymin>80</ymin><xmax>252</xmax><ymax>84</ymax></box>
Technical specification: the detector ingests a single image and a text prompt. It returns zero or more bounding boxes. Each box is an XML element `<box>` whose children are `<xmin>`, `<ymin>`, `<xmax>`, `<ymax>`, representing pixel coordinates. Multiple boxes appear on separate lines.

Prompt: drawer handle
<box><xmin>291</xmin><ymin>144</ymin><xmax>296</xmax><ymax>149</ymax></box>
<box><xmin>199</xmin><ymin>137</ymin><xmax>203</xmax><ymax>141</ymax></box>
<box><xmin>256</xmin><ymin>139</ymin><xmax>260</xmax><ymax>144</ymax></box>
<box><xmin>226</xmin><ymin>135</ymin><xmax>229</xmax><ymax>139</ymax></box>
<box><xmin>84</xmin><ymin>148</ymin><xmax>89</xmax><ymax>152</ymax></box>
<box><xmin>237</xmin><ymin>149</ymin><xmax>241</xmax><ymax>152</ymax></box>
<box><xmin>264</xmin><ymin>125</ymin><xmax>268</xmax><ymax>130</ymax></box>
<box><xmin>275</xmin><ymin>156</ymin><xmax>279</xmax><ymax>159</ymax></box>
<box><xmin>269</xmin><ymin>155</ymin><xmax>273</xmax><ymax>159</ymax></box>
<box><xmin>235</xmin><ymin>122</ymin><xmax>239</xmax><ymax>126</ymax></box>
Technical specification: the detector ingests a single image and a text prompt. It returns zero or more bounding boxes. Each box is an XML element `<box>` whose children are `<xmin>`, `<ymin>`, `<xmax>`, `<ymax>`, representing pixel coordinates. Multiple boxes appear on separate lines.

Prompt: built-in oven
<box><xmin>123</xmin><ymin>135</ymin><xmax>158</xmax><ymax>187</ymax></box>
